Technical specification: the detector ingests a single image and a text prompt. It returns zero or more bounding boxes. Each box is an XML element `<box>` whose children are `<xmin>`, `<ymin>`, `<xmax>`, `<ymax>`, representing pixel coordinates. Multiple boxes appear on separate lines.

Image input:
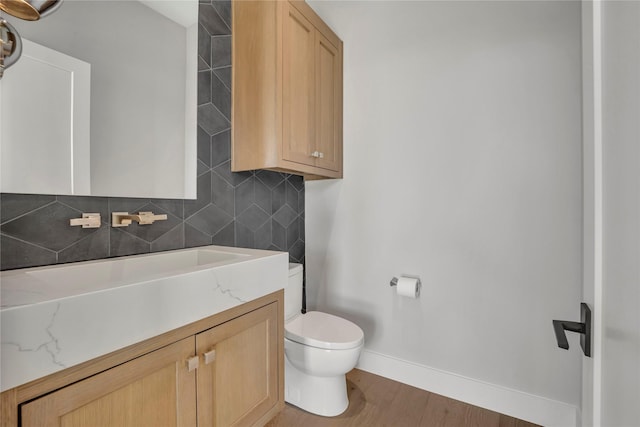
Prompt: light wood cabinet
<box><xmin>232</xmin><ymin>0</ymin><xmax>343</xmax><ymax>179</ymax></box>
<box><xmin>1</xmin><ymin>292</ymin><xmax>284</xmax><ymax>427</ymax></box>
<box><xmin>21</xmin><ymin>338</ymin><xmax>196</xmax><ymax>427</ymax></box>
<box><xmin>196</xmin><ymin>303</ymin><xmax>279</xmax><ymax>427</ymax></box>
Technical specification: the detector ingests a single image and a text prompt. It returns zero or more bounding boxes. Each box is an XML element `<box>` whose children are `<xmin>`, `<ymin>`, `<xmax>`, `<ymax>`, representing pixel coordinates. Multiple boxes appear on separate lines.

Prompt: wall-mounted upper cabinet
<box><xmin>232</xmin><ymin>0</ymin><xmax>343</xmax><ymax>179</ymax></box>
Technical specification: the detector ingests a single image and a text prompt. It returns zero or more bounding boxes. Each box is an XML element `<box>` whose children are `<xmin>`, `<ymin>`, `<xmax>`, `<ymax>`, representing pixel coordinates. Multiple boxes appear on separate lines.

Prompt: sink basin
<box><xmin>1</xmin><ymin>247</ymin><xmax>249</xmax><ymax>308</ymax></box>
<box><xmin>0</xmin><ymin>245</ymin><xmax>288</xmax><ymax>392</ymax></box>
<box><xmin>28</xmin><ymin>248</ymin><xmax>247</xmax><ymax>283</ymax></box>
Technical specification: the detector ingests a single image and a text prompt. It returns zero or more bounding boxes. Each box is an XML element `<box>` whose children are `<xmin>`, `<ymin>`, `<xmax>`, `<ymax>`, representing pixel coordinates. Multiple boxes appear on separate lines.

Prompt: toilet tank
<box><xmin>286</xmin><ymin>263</ymin><xmax>303</xmax><ymax>321</ymax></box>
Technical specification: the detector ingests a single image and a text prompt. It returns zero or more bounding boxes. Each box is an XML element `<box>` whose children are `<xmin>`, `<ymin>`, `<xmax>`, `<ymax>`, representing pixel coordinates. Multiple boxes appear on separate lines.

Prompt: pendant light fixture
<box><xmin>0</xmin><ymin>17</ymin><xmax>21</xmax><ymax>78</ymax></box>
<box><xmin>0</xmin><ymin>0</ymin><xmax>63</xmax><ymax>78</ymax></box>
<box><xmin>0</xmin><ymin>0</ymin><xmax>63</xmax><ymax>21</ymax></box>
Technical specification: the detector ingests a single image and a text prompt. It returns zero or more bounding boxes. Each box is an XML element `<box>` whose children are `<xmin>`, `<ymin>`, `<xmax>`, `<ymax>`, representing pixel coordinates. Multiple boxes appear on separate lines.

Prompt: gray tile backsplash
<box><xmin>0</xmin><ymin>1</ymin><xmax>305</xmax><ymax>271</ymax></box>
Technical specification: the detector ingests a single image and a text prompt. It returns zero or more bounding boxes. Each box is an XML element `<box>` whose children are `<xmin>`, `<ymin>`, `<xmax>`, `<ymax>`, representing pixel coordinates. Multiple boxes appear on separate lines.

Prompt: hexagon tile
<box><xmin>0</xmin><ymin>1</ymin><xmax>305</xmax><ymax>271</ymax></box>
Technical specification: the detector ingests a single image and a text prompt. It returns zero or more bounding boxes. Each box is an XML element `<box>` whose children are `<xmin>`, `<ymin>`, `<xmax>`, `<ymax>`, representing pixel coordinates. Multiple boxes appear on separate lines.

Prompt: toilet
<box><xmin>284</xmin><ymin>263</ymin><xmax>364</xmax><ymax>417</ymax></box>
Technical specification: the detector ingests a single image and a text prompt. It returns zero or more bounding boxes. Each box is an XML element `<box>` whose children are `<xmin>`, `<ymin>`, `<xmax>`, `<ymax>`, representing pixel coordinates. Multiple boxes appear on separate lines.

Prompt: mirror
<box><xmin>0</xmin><ymin>0</ymin><xmax>197</xmax><ymax>199</ymax></box>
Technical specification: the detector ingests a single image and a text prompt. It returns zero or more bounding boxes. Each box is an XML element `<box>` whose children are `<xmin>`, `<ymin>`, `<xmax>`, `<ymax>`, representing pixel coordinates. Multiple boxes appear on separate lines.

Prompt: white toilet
<box><xmin>284</xmin><ymin>263</ymin><xmax>364</xmax><ymax>417</ymax></box>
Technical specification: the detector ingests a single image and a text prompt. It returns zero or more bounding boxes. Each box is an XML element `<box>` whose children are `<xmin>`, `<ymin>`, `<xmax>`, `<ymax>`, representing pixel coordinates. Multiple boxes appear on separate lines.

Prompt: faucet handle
<box><xmin>137</xmin><ymin>211</ymin><xmax>168</xmax><ymax>225</ymax></box>
<box><xmin>70</xmin><ymin>213</ymin><xmax>101</xmax><ymax>228</ymax></box>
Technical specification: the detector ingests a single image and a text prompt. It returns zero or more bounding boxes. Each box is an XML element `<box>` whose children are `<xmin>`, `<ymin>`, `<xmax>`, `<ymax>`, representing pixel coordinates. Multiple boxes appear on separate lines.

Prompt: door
<box><xmin>581</xmin><ymin>1</ymin><xmax>640</xmax><ymax>425</ymax></box>
<box><xmin>314</xmin><ymin>31</ymin><xmax>342</xmax><ymax>172</ymax></box>
<box><xmin>282</xmin><ymin>2</ymin><xmax>315</xmax><ymax>166</ymax></box>
<box><xmin>196</xmin><ymin>303</ymin><xmax>279</xmax><ymax>427</ymax></box>
<box><xmin>0</xmin><ymin>39</ymin><xmax>90</xmax><ymax>195</ymax></box>
<box><xmin>20</xmin><ymin>338</ymin><xmax>196</xmax><ymax>427</ymax></box>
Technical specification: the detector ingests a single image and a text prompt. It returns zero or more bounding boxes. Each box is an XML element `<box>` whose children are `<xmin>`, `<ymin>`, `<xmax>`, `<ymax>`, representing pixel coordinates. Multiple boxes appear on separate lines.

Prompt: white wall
<box><xmin>306</xmin><ymin>0</ymin><xmax>583</xmax><ymax>423</ymax></box>
<box><xmin>601</xmin><ymin>1</ymin><xmax>640</xmax><ymax>425</ymax></box>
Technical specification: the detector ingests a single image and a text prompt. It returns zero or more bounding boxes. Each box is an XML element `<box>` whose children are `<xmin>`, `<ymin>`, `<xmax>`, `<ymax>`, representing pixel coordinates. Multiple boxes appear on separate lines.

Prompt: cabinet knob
<box><xmin>311</xmin><ymin>151</ymin><xmax>324</xmax><ymax>159</ymax></box>
<box><xmin>186</xmin><ymin>356</ymin><xmax>199</xmax><ymax>372</ymax></box>
<box><xmin>204</xmin><ymin>349</ymin><xmax>216</xmax><ymax>365</ymax></box>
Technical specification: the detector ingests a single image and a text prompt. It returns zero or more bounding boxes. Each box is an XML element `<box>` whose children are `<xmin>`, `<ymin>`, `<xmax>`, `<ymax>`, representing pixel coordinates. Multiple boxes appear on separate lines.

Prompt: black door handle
<box><xmin>552</xmin><ymin>303</ymin><xmax>591</xmax><ymax>357</ymax></box>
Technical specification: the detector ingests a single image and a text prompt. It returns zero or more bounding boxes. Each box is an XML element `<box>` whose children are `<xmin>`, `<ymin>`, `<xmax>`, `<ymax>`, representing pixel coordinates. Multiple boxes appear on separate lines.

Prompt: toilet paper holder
<box><xmin>389</xmin><ymin>276</ymin><xmax>421</xmax><ymax>287</ymax></box>
<box><xmin>389</xmin><ymin>276</ymin><xmax>422</xmax><ymax>298</ymax></box>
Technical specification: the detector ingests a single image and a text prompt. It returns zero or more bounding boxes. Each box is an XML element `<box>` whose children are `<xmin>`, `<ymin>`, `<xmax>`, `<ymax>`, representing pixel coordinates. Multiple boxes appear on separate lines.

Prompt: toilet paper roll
<box><xmin>396</xmin><ymin>276</ymin><xmax>421</xmax><ymax>298</ymax></box>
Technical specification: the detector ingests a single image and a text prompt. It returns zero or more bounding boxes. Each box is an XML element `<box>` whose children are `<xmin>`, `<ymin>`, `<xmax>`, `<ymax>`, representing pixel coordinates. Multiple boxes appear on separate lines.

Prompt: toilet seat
<box><xmin>285</xmin><ymin>311</ymin><xmax>364</xmax><ymax>350</ymax></box>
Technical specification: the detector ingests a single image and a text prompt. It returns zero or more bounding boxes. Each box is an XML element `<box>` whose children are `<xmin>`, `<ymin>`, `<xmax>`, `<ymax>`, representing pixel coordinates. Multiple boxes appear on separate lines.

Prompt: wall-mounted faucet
<box><xmin>111</xmin><ymin>211</ymin><xmax>167</xmax><ymax>227</ymax></box>
<box><xmin>69</xmin><ymin>213</ymin><xmax>101</xmax><ymax>228</ymax></box>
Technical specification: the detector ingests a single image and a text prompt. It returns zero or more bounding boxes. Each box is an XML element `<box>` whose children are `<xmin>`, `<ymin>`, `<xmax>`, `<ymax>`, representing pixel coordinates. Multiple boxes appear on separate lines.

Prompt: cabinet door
<box><xmin>196</xmin><ymin>303</ymin><xmax>279</xmax><ymax>427</ymax></box>
<box><xmin>314</xmin><ymin>31</ymin><xmax>342</xmax><ymax>172</ymax></box>
<box><xmin>20</xmin><ymin>337</ymin><xmax>196</xmax><ymax>427</ymax></box>
<box><xmin>282</xmin><ymin>2</ymin><xmax>315</xmax><ymax>166</ymax></box>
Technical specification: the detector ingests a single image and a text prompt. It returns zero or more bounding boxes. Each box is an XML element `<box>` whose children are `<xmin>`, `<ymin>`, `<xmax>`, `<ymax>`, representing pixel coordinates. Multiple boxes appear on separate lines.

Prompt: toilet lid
<box><xmin>285</xmin><ymin>311</ymin><xmax>364</xmax><ymax>350</ymax></box>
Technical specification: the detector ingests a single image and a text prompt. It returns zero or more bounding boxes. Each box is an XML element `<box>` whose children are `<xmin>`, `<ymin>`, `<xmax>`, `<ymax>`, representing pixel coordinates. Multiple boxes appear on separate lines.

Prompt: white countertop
<box><xmin>0</xmin><ymin>246</ymin><xmax>288</xmax><ymax>392</ymax></box>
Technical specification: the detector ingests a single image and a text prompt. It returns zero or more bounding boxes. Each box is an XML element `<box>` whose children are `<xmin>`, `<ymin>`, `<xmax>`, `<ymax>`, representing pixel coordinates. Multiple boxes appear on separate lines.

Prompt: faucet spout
<box><xmin>112</xmin><ymin>211</ymin><xmax>168</xmax><ymax>227</ymax></box>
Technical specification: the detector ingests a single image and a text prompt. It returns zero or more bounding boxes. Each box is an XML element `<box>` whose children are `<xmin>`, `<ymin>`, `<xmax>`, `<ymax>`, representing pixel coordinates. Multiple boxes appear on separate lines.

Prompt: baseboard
<box><xmin>356</xmin><ymin>349</ymin><xmax>578</xmax><ymax>427</ymax></box>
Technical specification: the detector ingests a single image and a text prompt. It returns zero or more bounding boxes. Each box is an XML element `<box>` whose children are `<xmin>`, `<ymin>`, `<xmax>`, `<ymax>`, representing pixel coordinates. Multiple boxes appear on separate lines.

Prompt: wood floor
<box><xmin>266</xmin><ymin>369</ymin><xmax>540</xmax><ymax>427</ymax></box>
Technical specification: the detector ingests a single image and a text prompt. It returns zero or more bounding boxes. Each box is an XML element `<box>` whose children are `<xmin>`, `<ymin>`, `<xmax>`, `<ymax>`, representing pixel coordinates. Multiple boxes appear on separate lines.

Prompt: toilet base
<box><xmin>284</xmin><ymin>357</ymin><xmax>349</xmax><ymax>417</ymax></box>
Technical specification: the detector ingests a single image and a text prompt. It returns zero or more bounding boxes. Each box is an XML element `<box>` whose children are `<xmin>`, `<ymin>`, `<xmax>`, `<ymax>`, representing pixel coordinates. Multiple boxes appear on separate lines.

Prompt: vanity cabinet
<box><xmin>21</xmin><ymin>338</ymin><xmax>197</xmax><ymax>427</ymax></box>
<box><xmin>1</xmin><ymin>293</ymin><xmax>283</xmax><ymax>427</ymax></box>
<box><xmin>196</xmin><ymin>303</ymin><xmax>279</xmax><ymax>426</ymax></box>
<box><xmin>232</xmin><ymin>0</ymin><xmax>343</xmax><ymax>179</ymax></box>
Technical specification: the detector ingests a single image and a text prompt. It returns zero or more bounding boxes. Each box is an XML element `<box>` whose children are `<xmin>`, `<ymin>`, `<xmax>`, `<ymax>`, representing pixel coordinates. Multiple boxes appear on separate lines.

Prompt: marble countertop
<box><xmin>0</xmin><ymin>245</ymin><xmax>288</xmax><ymax>392</ymax></box>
